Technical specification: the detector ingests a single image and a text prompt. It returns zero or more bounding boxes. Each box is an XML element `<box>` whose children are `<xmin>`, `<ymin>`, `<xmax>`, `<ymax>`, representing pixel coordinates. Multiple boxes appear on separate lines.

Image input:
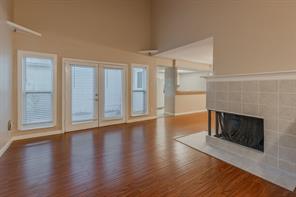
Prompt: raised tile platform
<box><xmin>175</xmin><ymin>131</ymin><xmax>296</xmax><ymax>191</ymax></box>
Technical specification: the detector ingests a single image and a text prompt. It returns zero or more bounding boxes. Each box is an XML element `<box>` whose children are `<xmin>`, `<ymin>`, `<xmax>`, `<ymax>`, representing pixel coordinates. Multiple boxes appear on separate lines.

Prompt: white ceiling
<box><xmin>156</xmin><ymin>37</ymin><xmax>213</xmax><ymax>65</ymax></box>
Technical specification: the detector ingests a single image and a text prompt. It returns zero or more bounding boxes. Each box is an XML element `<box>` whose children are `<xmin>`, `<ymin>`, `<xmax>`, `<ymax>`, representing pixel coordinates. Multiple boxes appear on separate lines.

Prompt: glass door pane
<box><xmin>71</xmin><ymin>65</ymin><xmax>98</xmax><ymax>122</ymax></box>
<box><xmin>132</xmin><ymin>67</ymin><xmax>148</xmax><ymax>115</ymax></box>
<box><xmin>103</xmin><ymin>67</ymin><xmax>123</xmax><ymax>119</ymax></box>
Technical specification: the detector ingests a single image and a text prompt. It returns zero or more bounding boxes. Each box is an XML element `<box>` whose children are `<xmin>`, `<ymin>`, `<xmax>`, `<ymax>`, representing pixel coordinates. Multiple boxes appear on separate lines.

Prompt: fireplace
<box><xmin>213</xmin><ymin>111</ymin><xmax>264</xmax><ymax>152</ymax></box>
<box><xmin>204</xmin><ymin>77</ymin><xmax>296</xmax><ymax>189</ymax></box>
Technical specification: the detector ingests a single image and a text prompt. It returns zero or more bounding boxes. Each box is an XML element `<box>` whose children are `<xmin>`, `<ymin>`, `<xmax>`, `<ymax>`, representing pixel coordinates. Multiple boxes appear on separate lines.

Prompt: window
<box><xmin>18</xmin><ymin>51</ymin><xmax>57</xmax><ymax>130</ymax></box>
<box><xmin>176</xmin><ymin>69</ymin><xmax>212</xmax><ymax>92</ymax></box>
<box><xmin>132</xmin><ymin>66</ymin><xmax>148</xmax><ymax>116</ymax></box>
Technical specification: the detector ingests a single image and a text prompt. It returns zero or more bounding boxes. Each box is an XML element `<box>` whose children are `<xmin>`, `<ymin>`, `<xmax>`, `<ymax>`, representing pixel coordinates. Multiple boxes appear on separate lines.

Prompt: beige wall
<box><xmin>0</xmin><ymin>0</ymin><xmax>12</xmax><ymax>149</ymax></box>
<box><xmin>11</xmin><ymin>0</ymin><xmax>218</xmax><ymax>136</ymax></box>
<box><xmin>13</xmin><ymin>0</ymin><xmax>152</xmax><ymax>52</ymax></box>
<box><xmin>175</xmin><ymin>59</ymin><xmax>212</xmax><ymax>71</ymax></box>
<box><xmin>12</xmin><ymin>33</ymin><xmax>172</xmax><ymax>136</ymax></box>
<box><xmin>152</xmin><ymin>0</ymin><xmax>296</xmax><ymax>75</ymax></box>
<box><xmin>175</xmin><ymin>94</ymin><xmax>206</xmax><ymax>115</ymax></box>
<box><xmin>11</xmin><ymin>0</ymin><xmax>173</xmax><ymax>136</ymax></box>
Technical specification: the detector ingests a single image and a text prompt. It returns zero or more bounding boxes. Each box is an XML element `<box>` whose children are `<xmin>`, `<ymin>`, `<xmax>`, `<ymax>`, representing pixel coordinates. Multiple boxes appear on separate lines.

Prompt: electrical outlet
<box><xmin>8</xmin><ymin>120</ymin><xmax>12</xmax><ymax>131</ymax></box>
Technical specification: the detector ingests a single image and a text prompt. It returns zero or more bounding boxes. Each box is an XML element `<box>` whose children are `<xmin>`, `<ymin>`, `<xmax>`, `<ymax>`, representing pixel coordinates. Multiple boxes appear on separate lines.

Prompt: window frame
<box><xmin>18</xmin><ymin>50</ymin><xmax>57</xmax><ymax>131</ymax></box>
<box><xmin>131</xmin><ymin>64</ymin><xmax>149</xmax><ymax>117</ymax></box>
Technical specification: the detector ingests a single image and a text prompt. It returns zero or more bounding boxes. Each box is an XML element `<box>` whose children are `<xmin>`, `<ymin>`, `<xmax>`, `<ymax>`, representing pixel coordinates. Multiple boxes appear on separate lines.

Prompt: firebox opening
<box><xmin>215</xmin><ymin>111</ymin><xmax>264</xmax><ymax>152</ymax></box>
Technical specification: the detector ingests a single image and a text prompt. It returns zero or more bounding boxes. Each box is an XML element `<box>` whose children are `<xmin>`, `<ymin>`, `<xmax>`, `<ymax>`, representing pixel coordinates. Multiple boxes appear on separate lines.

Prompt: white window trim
<box><xmin>131</xmin><ymin>64</ymin><xmax>149</xmax><ymax>117</ymax></box>
<box><xmin>17</xmin><ymin>50</ymin><xmax>58</xmax><ymax>131</ymax></box>
<box><xmin>63</xmin><ymin>59</ymin><xmax>99</xmax><ymax>132</ymax></box>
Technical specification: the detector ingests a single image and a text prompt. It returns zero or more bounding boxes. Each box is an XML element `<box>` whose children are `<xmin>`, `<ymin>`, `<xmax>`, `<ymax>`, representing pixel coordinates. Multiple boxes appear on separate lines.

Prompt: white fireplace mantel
<box><xmin>203</xmin><ymin>70</ymin><xmax>296</xmax><ymax>81</ymax></box>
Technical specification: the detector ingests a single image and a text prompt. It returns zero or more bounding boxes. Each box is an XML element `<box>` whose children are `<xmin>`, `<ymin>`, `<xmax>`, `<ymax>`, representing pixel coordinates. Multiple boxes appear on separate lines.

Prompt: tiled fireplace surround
<box><xmin>206</xmin><ymin>74</ymin><xmax>296</xmax><ymax>176</ymax></box>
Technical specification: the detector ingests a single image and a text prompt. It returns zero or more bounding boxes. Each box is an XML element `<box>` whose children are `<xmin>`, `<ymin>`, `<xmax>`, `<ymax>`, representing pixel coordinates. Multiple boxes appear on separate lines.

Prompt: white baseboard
<box><xmin>164</xmin><ymin>112</ymin><xmax>175</xmax><ymax>116</ymax></box>
<box><xmin>12</xmin><ymin>130</ymin><xmax>63</xmax><ymax>141</ymax></box>
<box><xmin>0</xmin><ymin>139</ymin><xmax>13</xmax><ymax>158</ymax></box>
<box><xmin>99</xmin><ymin>121</ymin><xmax>125</xmax><ymax>127</ymax></box>
<box><xmin>174</xmin><ymin>110</ymin><xmax>207</xmax><ymax>116</ymax></box>
<box><xmin>127</xmin><ymin>116</ymin><xmax>157</xmax><ymax>123</ymax></box>
<box><xmin>0</xmin><ymin>115</ymin><xmax>159</xmax><ymax>157</ymax></box>
<box><xmin>0</xmin><ymin>130</ymin><xmax>63</xmax><ymax>158</ymax></box>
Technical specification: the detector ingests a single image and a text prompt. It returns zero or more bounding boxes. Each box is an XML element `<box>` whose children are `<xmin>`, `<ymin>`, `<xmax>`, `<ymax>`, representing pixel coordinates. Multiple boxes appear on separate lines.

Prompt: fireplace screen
<box><xmin>216</xmin><ymin>111</ymin><xmax>264</xmax><ymax>152</ymax></box>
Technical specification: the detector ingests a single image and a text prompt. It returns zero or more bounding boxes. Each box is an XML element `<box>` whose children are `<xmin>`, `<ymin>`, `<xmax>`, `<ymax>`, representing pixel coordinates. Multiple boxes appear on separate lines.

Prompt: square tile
<box><xmin>229</xmin><ymin>102</ymin><xmax>241</xmax><ymax>114</ymax></box>
<box><xmin>243</xmin><ymin>81</ymin><xmax>258</xmax><ymax>92</ymax></box>
<box><xmin>279</xmin><ymin>80</ymin><xmax>296</xmax><ymax>93</ymax></box>
<box><xmin>229</xmin><ymin>91</ymin><xmax>242</xmax><ymax>102</ymax></box>
<box><xmin>207</xmin><ymin>82</ymin><xmax>216</xmax><ymax>92</ymax></box>
<box><xmin>279</xmin><ymin>146</ymin><xmax>296</xmax><ymax>163</ymax></box>
<box><xmin>229</xmin><ymin>81</ymin><xmax>242</xmax><ymax>92</ymax></box>
<box><xmin>259</xmin><ymin>93</ymin><xmax>277</xmax><ymax>106</ymax></box>
<box><xmin>243</xmin><ymin>92</ymin><xmax>259</xmax><ymax>104</ymax></box>
<box><xmin>279</xmin><ymin>119</ymin><xmax>296</xmax><ymax>135</ymax></box>
<box><xmin>216</xmin><ymin>101</ymin><xmax>229</xmax><ymax>112</ymax></box>
<box><xmin>279</xmin><ymin>93</ymin><xmax>296</xmax><ymax>107</ymax></box>
<box><xmin>279</xmin><ymin>106</ymin><xmax>296</xmax><ymax>121</ymax></box>
<box><xmin>243</xmin><ymin>103</ymin><xmax>259</xmax><ymax>116</ymax></box>
<box><xmin>259</xmin><ymin>80</ymin><xmax>278</xmax><ymax>93</ymax></box>
<box><xmin>279</xmin><ymin>160</ymin><xmax>296</xmax><ymax>174</ymax></box>
<box><xmin>258</xmin><ymin>105</ymin><xmax>278</xmax><ymax>119</ymax></box>
<box><xmin>216</xmin><ymin>91</ymin><xmax>229</xmax><ymax>102</ymax></box>
<box><xmin>215</xmin><ymin>82</ymin><xmax>229</xmax><ymax>92</ymax></box>
<box><xmin>279</xmin><ymin>134</ymin><xmax>296</xmax><ymax>149</ymax></box>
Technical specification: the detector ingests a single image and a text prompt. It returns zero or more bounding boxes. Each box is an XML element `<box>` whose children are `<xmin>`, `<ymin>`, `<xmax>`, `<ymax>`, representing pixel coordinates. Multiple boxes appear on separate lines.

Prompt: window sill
<box><xmin>176</xmin><ymin>91</ymin><xmax>206</xmax><ymax>95</ymax></box>
<box><xmin>131</xmin><ymin>113</ymin><xmax>149</xmax><ymax>117</ymax></box>
<box><xmin>19</xmin><ymin>123</ymin><xmax>55</xmax><ymax>131</ymax></box>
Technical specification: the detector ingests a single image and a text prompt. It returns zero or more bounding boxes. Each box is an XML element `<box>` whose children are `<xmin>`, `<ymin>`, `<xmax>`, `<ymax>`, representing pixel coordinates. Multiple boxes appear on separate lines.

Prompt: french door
<box><xmin>99</xmin><ymin>65</ymin><xmax>126</xmax><ymax>125</ymax></box>
<box><xmin>64</xmin><ymin>61</ymin><xmax>99</xmax><ymax>132</ymax></box>
<box><xmin>64</xmin><ymin>60</ymin><xmax>127</xmax><ymax>132</ymax></box>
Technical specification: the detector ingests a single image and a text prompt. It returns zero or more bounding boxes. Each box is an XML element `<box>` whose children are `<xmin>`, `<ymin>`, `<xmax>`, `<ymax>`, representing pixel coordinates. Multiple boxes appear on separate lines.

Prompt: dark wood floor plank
<box><xmin>0</xmin><ymin>113</ymin><xmax>295</xmax><ymax>197</ymax></box>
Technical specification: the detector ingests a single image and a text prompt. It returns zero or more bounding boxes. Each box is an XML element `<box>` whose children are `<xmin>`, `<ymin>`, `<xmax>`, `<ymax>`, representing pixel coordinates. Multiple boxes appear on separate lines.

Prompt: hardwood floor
<box><xmin>0</xmin><ymin>113</ymin><xmax>295</xmax><ymax>196</ymax></box>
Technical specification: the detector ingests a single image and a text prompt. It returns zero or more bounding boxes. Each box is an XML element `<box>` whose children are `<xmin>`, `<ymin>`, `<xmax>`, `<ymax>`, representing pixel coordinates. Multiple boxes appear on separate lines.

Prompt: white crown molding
<box><xmin>204</xmin><ymin>70</ymin><xmax>296</xmax><ymax>81</ymax></box>
<box><xmin>138</xmin><ymin>50</ymin><xmax>159</xmax><ymax>55</ymax></box>
<box><xmin>6</xmin><ymin>21</ymin><xmax>42</xmax><ymax>37</ymax></box>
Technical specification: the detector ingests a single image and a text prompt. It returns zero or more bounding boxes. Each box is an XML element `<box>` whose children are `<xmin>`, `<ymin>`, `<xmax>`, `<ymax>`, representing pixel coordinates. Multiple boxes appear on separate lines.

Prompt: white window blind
<box><xmin>136</xmin><ymin>71</ymin><xmax>143</xmax><ymax>89</ymax></box>
<box><xmin>19</xmin><ymin>52</ymin><xmax>56</xmax><ymax>130</ymax></box>
<box><xmin>104</xmin><ymin>68</ymin><xmax>123</xmax><ymax>119</ymax></box>
<box><xmin>71</xmin><ymin>65</ymin><xmax>97</xmax><ymax>122</ymax></box>
<box><xmin>132</xmin><ymin>66</ymin><xmax>148</xmax><ymax>116</ymax></box>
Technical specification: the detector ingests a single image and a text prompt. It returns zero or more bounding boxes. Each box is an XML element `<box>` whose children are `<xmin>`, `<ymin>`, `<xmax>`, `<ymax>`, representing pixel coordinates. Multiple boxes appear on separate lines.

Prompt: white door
<box><xmin>157</xmin><ymin>76</ymin><xmax>165</xmax><ymax>109</ymax></box>
<box><xmin>64</xmin><ymin>61</ymin><xmax>99</xmax><ymax>132</ymax></box>
<box><xmin>100</xmin><ymin>65</ymin><xmax>126</xmax><ymax>125</ymax></box>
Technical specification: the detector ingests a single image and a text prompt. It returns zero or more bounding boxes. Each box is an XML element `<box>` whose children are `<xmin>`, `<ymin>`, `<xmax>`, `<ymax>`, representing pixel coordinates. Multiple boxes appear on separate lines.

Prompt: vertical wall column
<box><xmin>164</xmin><ymin>62</ymin><xmax>177</xmax><ymax>115</ymax></box>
